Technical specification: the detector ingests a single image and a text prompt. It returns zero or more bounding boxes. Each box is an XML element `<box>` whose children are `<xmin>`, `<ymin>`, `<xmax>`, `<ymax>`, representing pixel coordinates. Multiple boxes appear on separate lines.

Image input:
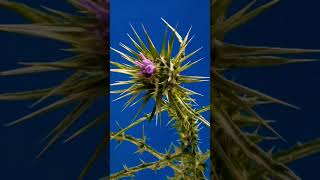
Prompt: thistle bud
<box><xmin>135</xmin><ymin>53</ymin><xmax>156</xmax><ymax>78</ymax></box>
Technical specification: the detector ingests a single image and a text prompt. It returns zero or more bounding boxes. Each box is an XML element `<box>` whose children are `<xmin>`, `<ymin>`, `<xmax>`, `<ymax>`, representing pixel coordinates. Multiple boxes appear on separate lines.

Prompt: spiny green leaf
<box><xmin>37</xmin><ymin>99</ymin><xmax>94</xmax><ymax>158</ymax></box>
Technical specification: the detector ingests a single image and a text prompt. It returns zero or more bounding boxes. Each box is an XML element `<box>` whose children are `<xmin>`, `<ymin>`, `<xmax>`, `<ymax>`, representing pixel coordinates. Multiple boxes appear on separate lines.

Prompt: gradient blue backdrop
<box><xmin>110</xmin><ymin>0</ymin><xmax>210</xmax><ymax>179</ymax></box>
<box><xmin>226</xmin><ymin>1</ymin><xmax>320</xmax><ymax>179</ymax></box>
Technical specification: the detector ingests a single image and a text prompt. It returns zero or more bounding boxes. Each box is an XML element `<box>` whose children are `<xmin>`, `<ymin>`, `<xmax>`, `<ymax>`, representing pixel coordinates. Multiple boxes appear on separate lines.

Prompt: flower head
<box><xmin>111</xmin><ymin>19</ymin><xmax>208</xmax><ymax>124</ymax></box>
<box><xmin>135</xmin><ymin>53</ymin><xmax>156</xmax><ymax>78</ymax></box>
<box><xmin>78</xmin><ymin>0</ymin><xmax>109</xmax><ymax>51</ymax></box>
<box><xmin>79</xmin><ymin>0</ymin><xmax>109</xmax><ymax>21</ymax></box>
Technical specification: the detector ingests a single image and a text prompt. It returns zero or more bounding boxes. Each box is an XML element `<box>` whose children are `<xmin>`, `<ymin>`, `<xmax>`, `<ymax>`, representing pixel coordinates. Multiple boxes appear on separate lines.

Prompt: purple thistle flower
<box><xmin>79</xmin><ymin>0</ymin><xmax>109</xmax><ymax>22</ymax></box>
<box><xmin>135</xmin><ymin>53</ymin><xmax>156</xmax><ymax>78</ymax></box>
<box><xmin>78</xmin><ymin>0</ymin><xmax>109</xmax><ymax>53</ymax></box>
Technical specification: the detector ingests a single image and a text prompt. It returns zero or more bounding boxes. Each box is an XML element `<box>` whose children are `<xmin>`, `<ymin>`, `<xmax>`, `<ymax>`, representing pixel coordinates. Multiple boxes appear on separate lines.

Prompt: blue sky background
<box><xmin>110</xmin><ymin>0</ymin><xmax>210</xmax><ymax>179</ymax></box>
<box><xmin>0</xmin><ymin>1</ymin><xmax>106</xmax><ymax>180</ymax></box>
<box><xmin>226</xmin><ymin>0</ymin><xmax>320</xmax><ymax>179</ymax></box>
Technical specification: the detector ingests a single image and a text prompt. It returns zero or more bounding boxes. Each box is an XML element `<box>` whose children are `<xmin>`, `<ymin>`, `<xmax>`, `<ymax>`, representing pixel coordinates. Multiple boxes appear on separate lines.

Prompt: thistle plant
<box><xmin>109</xmin><ymin>19</ymin><xmax>210</xmax><ymax>179</ymax></box>
<box><xmin>212</xmin><ymin>0</ymin><xmax>320</xmax><ymax>179</ymax></box>
<box><xmin>0</xmin><ymin>0</ymin><xmax>109</xmax><ymax>179</ymax></box>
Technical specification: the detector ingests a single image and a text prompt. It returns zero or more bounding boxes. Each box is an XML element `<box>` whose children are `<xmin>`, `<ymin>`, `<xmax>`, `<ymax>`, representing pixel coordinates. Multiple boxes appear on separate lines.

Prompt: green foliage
<box><xmin>109</xmin><ymin>19</ymin><xmax>210</xmax><ymax>179</ymax></box>
<box><xmin>212</xmin><ymin>0</ymin><xmax>320</xmax><ymax>179</ymax></box>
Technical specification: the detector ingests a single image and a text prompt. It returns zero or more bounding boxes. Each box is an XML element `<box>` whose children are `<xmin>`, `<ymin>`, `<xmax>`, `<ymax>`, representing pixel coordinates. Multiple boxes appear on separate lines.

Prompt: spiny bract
<box><xmin>212</xmin><ymin>0</ymin><xmax>320</xmax><ymax>179</ymax></box>
<box><xmin>0</xmin><ymin>0</ymin><xmax>109</xmax><ymax>179</ymax></box>
<box><xmin>109</xmin><ymin>19</ymin><xmax>210</xmax><ymax>179</ymax></box>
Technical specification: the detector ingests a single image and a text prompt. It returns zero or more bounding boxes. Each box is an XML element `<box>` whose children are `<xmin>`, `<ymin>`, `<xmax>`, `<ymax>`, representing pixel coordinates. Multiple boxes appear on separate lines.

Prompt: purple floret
<box><xmin>135</xmin><ymin>54</ymin><xmax>156</xmax><ymax>78</ymax></box>
<box><xmin>79</xmin><ymin>0</ymin><xmax>109</xmax><ymax>22</ymax></box>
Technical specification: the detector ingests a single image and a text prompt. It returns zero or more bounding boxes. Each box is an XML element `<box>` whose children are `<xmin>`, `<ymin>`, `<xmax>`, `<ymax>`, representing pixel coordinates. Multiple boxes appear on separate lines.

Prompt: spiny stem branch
<box><xmin>110</xmin><ymin>153</ymin><xmax>184</xmax><ymax>179</ymax></box>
